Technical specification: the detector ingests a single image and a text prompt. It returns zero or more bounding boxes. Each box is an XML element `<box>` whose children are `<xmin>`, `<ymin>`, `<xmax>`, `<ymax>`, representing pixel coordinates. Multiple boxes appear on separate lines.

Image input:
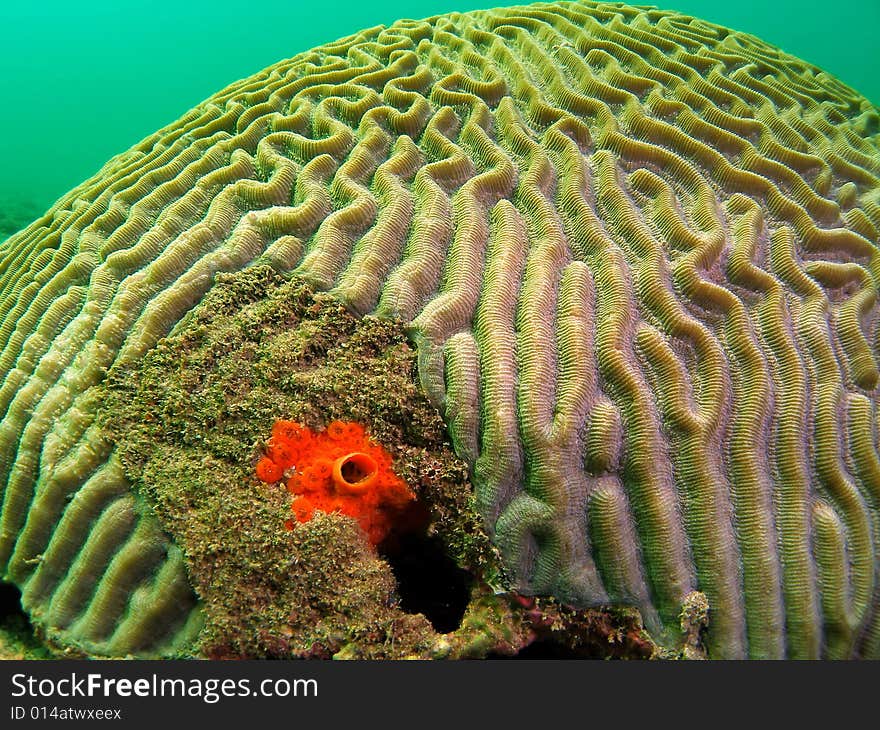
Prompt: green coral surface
<box><xmin>1</xmin><ymin>0</ymin><xmax>879</xmax><ymax>659</ymax></box>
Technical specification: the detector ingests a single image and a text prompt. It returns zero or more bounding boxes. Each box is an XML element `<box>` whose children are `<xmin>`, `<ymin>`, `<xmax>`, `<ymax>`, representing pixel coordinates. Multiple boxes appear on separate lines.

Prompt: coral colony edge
<box><xmin>0</xmin><ymin>0</ymin><xmax>878</xmax><ymax>660</ymax></box>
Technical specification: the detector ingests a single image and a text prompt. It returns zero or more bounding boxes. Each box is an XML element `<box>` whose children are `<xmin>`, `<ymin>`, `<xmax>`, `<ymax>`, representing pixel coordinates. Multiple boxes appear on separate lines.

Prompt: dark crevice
<box><xmin>489</xmin><ymin>626</ymin><xmax>655</xmax><ymax>660</ymax></box>
<box><xmin>488</xmin><ymin>639</ymin><xmax>593</xmax><ymax>659</ymax></box>
<box><xmin>0</xmin><ymin>581</ymin><xmax>55</xmax><ymax>658</ymax></box>
<box><xmin>0</xmin><ymin>582</ymin><xmax>27</xmax><ymax>623</ymax></box>
<box><xmin>380</xmin><ymin>529</ymin><xmax>472</xmax><ymax>634</ymax></box>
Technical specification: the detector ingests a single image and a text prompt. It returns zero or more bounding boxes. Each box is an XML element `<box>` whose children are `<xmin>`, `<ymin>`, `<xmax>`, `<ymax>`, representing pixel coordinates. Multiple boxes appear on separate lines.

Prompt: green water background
<box><xmin>1</xmin><ymin>0</ymin><xmax>878</xmax><ymax>226</ymax></box>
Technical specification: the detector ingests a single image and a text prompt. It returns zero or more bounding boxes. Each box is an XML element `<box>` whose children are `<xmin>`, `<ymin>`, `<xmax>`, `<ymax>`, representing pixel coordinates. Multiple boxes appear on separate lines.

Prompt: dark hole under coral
<box><xmin>488</xmin><ymin>629</ymin><xmax>654</xmax><ymax>660</ymax></box>
<box><xmin>0</xmin><ymin>582</ymin><xmax>38</xmax><ymax>648</ymax></box>
<box><xmin>380</xmin><ymin>531</ymin><xmax>472</xmax><ymax>634</ymax></box>
<box><xmin>0</xmin><ymin>582</ymin><xmax>26</xmax><ymax>623</ymax></box>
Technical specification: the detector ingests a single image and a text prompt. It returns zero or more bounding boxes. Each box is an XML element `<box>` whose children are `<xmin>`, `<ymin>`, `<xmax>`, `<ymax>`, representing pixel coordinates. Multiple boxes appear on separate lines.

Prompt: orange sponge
<box><xmin>256</xmin><ymin>419</ymin><xmax>415</xmax><ymax>545</ymax></box>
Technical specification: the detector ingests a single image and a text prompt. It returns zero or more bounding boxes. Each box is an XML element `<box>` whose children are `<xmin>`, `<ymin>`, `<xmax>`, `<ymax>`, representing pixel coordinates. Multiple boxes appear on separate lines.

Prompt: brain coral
<box><xmin>1</xmin><ymin>0</ymin><xmax>879</xmax><ymax>660</ymax></box>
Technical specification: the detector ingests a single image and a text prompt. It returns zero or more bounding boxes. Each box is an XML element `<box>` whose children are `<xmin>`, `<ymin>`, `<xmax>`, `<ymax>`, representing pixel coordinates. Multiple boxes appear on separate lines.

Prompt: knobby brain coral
<box><xmin>255</xmin><ymin>419</ymin><xmax>415</xmax><ymax>545</ymax></box>
<box><xmin>0</xmin><ymin>0</ymin><xmax>879</xmax><ymax>659</ymax></box>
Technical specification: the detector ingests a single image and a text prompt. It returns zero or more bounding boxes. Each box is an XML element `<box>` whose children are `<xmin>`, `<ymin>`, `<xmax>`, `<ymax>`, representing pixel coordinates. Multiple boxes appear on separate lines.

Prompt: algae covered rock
<box><xmin>0</xmin><ymin>0</ymin><xmax>879</xmax><ymax>659</ymax></box>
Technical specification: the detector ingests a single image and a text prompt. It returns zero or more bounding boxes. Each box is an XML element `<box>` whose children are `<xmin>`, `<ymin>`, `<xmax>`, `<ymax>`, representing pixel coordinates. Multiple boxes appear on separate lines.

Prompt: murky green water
<box><xmin>1</xmin><ymin>0</ymin><xmax>878</xmax><ymax>222</ymax></box>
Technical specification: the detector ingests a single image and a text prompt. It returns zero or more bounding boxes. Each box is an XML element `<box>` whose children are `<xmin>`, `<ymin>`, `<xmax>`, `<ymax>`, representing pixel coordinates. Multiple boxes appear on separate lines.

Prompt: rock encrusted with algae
<box><xmin>97</xmin><ymin>266</ymin><xmax>494</xmax><ymax>657</ymax></box>
<box><xmin>0</xmin><ymin>0</ymin><xmax>879</xmax><ymax>658</ymax></box>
